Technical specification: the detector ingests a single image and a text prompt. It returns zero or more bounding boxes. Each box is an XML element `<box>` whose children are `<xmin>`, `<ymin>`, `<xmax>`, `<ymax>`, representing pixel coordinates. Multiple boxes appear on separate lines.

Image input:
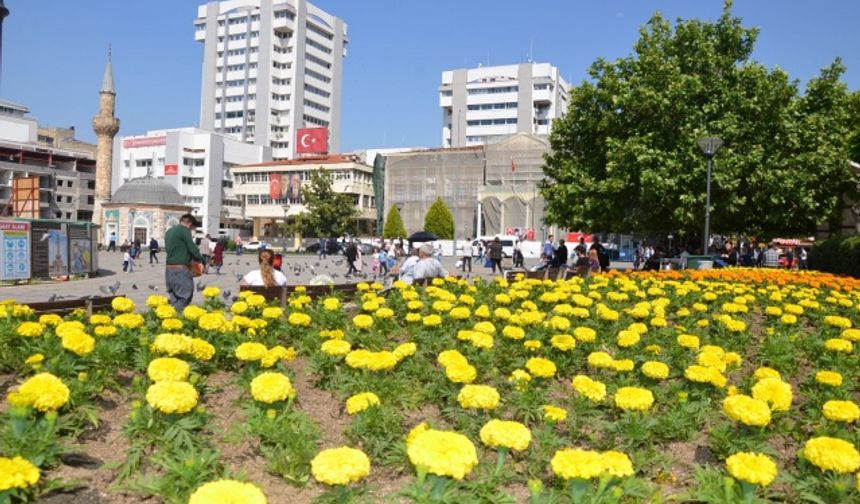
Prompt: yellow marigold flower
<box><xmin>260</xmin><ymin>345</ymin><xmax>295</xmax><ymax>368</ymax></box>
<box><xmin>346</xmin><ymin>392</ymin><xmax>380</xmax><ymax>415</ymax></box>
<box><xmin>406</xmin><ymin>422</ymin><xmax>429</xmax><ymax>448</ymax></box>
<box><xmin>373</xmin><ymin>307</ymin><xmax>393</xmax><ymax>319</ymax></box>
<box><xmin>146</xmin><ymin>294</ymin><xmax>169</xmax><ymax>308</ymax></box>
<box><xmin>431</xmin><ymin>300</ymin><xmax>453</xmax><ymax>313</ymax></box>
<box><xmin>182</xmin><ymin>305</ymin><xmax>206</xmax><ymax>321</ymax></box>
<box><xmin>611</xmin><ymin>359</ymin><xmax>634</xmax><ymax>372</ymax></box>
<box><xmin>319</xmin><ymin>329</ymin><xmax>345</xmax><ymax>340</ymax></box>
<box><xmin>188</xmin><ymin>479</ymin><xmax>267</xmax><ymax>504</ymax></box>
<box><xmin>571</xmin><ymin>375</ymin><xmax>607</xmax><ymax>402</ymax></box>
<box><xmin>587</xmin><ymin>351</ymin><xmax>614</xmax><ymax>369</ymax></box>
<box><xmin>617</xmin><ymin>330</ymin><xmax>640</xmax><ymax>348</ymax></box>
<box><xmin>842</xmin><ymin>329</ymin><xmax>860</xmax><ymax>342</ymax></box>
<box><xmin>0</xmin><ymin>455</ymin><xmax>40</xmax><ymax>491</ymax></box>
<box><xmin>645</xmin><ymin>344</ymin><xmax>662</xmax><ymax>354</ymax></box>
<box><xmin>7</xmin><ymin>372</ymin><xmax>69</xmax><ymax>411</ymax></box>
<box><xmin>405</xmin><ymin>312</ymin><xmax>421</xmax><ymax>323</ymax></box>
<box><xmin>752</xmin><ymin>367</ymin><xmax>780</xmax><ymax>382</ymax></box>
<box><xmin>61</xmin><ymin>331</ymin><xmax>95</xmax><ymax>356</ymax></box>
<box><xmin>147</xmin><ymin>357</ymin><xmax>191</xmax><ymax>382</ymax></box>
<box><xmin>509</xmin><ymin>369</ymin><xmax>531</xmax><ymax>384</ymax></box>
<box><xmin>474</xmin><ymin>321</ymin><xmax>496</xmax><ymax>334</ymax></box>
<box><xmin>825</xmin><ymin>338</ymin><xmax>853</xmax><ymax>353</ymax></box>
<box><xmin>261</xmin><ymin>307</ymin><xmax>283</xmax><ymax>320</ymax></box>
<box><xmin>480</xmin><ymin>419</ymin><xmax>531</xmax><ymax>451</ymax></box>
<box><xmin>437</xmin><ymin>349</ymin><xmax>468</xmax><ymax>368</ymax></box>
<box><xmin>311</xmin><ymin>447</ymin><xmax>371</xmax><ymax>486</ymax></box>
<box><xmin>93</xmin><ymin>325</ymin><xmax>117</xmax><ymax>337</ymax></box>
<box><xmin>751</xmin><ymin>378</ymin><xmax>792</xmax><ymax>412</ymax></box>
<box><xmin>446</xmin><ymin>363</ymin><xmax>477</xmax><ymax>384</ymax></box>
<box><xmin>526</xmin><ymin>357</ymin><xmax>556</xmax><ymax>378</ymax></box>
<box><xmin>250</xmin><ymin>372</ymin><xmax>294</xmax><ymax>404</ymax></box>
<box><xmin>650</xmin><ymin>316</ymin><xmax>667</xmax><ymax>328</ymax></box>
<box><xmin>24</xmin><ymin>353</ymin><xmax>44</xmax><ymax>365</ymax></box>
<box><xmin>549</xmin><ymin>316</ymin><xmax>571</xmax><ymax>332</ymax></box>
<box><xmin>684</xmin><ymin>365</ymin><xmax>726</xmax><ymax>388</ymax></box>
<box><xmin>146</xmin><ymin>381</ymin><xmax>199</xmax><ymax>414</ymax></box>
<box><xmin>111</xmin><ymin>296</ymin><xmax>135</xmax><ymax>313</ymax></box>
<box><xmin>113</xmin><ymin>313</ymin><xmax>145</xmax><ymax>329</ymax></box>
<box><xmin>495</xmin><ymin>293</ymin><xmax>512</xmax><ymax>305</ymax></box>
<box><xmin>677</xmin><ymin>334</ymin><xmax>700</xmax><ymax>350</ymax></box>
<box><xmin>320</xmin><ymin>297</ymin><xmax>340</xmax><ymax>312</ymax></box>
<box><xmin>551</xmin><ymin>449</ymin><xmax>604</xmax><ymax>480</ymax></box>
<box><xmin>726</xmin><ymin>452</ymin><xmax>777</xmax><ymax>487</ymax></box>
<box><xmin>198</xmin><ymin>312</ymin><xmax>225</xmax><ymax>332</ymax></box>
<box><xmin>641</xmin><ymin>361</ymin><xmax>669</xmax><ymax>380</ymax></box>
<box><xmin>722</xmin><ymin>395</ymin><xmax>771</xmax><ymax>427</ymax></box>
<box><xmin>471</xmin><ymin>332</ymin><xmax>494</xmax><ymax>349</ymax></box>
<box><xmin>823</xmin><ymin>400</ymin><xmax>860</xmax><ymax>423</ymax></box>
<box><xmin>601</xmin><ymin>451</ymin><xmax>635</xmax><ymax>478</ymax></box>
<box><xmin>543</xmin><ymin>405</ymin><xmax>568</xmax><ymax>422</ymax></box>
<box><xmin>287</xmin><ymin>312</ymin><xmax>311</xmax><ymax>327</ymax></box>
<box><xmin>614</xmin><ymin>386</ymin><xmax>654</xmax><ymax>412</ymax></box>
<box><xmin>824</xmin><ymin>315</ymin><xmax>852</xmax><ymax>329</ymax></box>
<box><xmin>803</xmin><ymin>437</ymin><xmax>860</xmax><ymax>473</ymax></box>
<box><xmin>502</xmin><ymin>325</ymin><xmax>525</xmax><ymax>340</ymax></box>
<box><xmin>457</xmin><ymin>384</ymin><xmax>500</xmax><ymax>410</ymax></box>
<box><xmin>246</xmin><ymin>294</ymin><xmax>265</xmax><ymax>308</ymax></box>
<box><xmin>550</xmin><ymin>334</ymin><xmax>576</xmax><ymax>351</ymax></box>
<box><xmin>189</xmin><ymin>338</ymin><xmax>216</xmax><ymax>361</ymax></box>
<box><xmin>16</xmin><ymin>322</ymin><xmax>43</xmax><ymax>338</ymax></box>
<box><xmin>201</xmin><ymin>286</ymin><xmax>221</xmax><ymax>299</ymax></box>
<box><xmin>235</xmin><ymin>342</ymin><xmax>268</xmax><ymax>362</ymax></box>
<box><xmin>161</xmin><ymin>318</ymin><xmax>183</xmax><ymax>331</ymax></box>
<box><xmin>37</xmin><ymin>314</ymin><xmax>61</xmax><ymax>327</ymax></box>
<box><xmin>780</xmin><ymin>314</ymin><xmax>797</xmax><ymax>325</ymax></box>
<box><xmin>230</xmin><ymin>301</ymin><xmax>249</xmax><ymax>315</ymax></box>
<box><xmin>407</xmin><ymin>429</ymin><xmax>478</xmax><ymax>480</ymax></box>
<box><xmin>523</xmin><ymin>339</ymin><xmax>541</xmax><ymax>351</ymax></box>
<box><xmin>321</xmin><ymin>339</ymin><xmax>351</xmax><ymax>357</ymax></box>
<box><xmin>764</xmin><ymin>306</ymin><xmax>783</xmax><ymax>317</ymax></box>
<box><xmin>422</xmin><ymin>314</ymin><xmax>442</xmax><ymax>327</ymax></box>
<box><xmin>815</xmin><ymin>370</ymin><xmax>843</xmax><ymax>387</ymax></box>
<box><xmin>493</xmin><ymin>307</ymin><xmax>512</xmax><ymax>320</ymax></box>
<box><xmin>57</xmin><ymin>321</ymin><xmax>86</xmax><ymax>337</ymax></box>
<box><xmin>89</xmin><ymin>314</ymin><xmax>112</xmax><ymax>325</ymax></box>
<box><xmin>362</xmin><ymin>300</ymin><xmax>380</xmax><ymax>312</ymax></box>
<box><xmin>352</xmin><ymin>314</ymin><xmax>373</xmax><ymax>329</ymax></box>
<box><xmin>449</xmin><ymin>306</ymin><xmax>471</xmax><ymax>320</ymax></box>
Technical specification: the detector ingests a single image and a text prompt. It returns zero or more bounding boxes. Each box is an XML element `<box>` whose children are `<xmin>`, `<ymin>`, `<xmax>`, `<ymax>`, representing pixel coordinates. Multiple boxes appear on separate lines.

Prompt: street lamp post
<box><xmin>697</xmin><ymin>137</ymin><xmax>723</xmax><ymax>254</ymax></box>
<box><xmin>281</xmin><ymin>203</ymin><xmax>290</xmax><ymax>243</ymax></box>
<box><xmin>668</xmin><ymin>233</ymin><xmax>674</xmax><ymax>250</ymax></box>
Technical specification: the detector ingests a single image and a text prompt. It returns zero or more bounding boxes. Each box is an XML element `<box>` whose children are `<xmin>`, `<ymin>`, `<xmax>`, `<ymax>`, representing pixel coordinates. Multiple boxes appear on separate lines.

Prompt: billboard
<box><xmin>296</xmin><ymin>128</ymin><xmax>328</xmax><ymax>154</ymax></box>
<box><xmin>164</xmin><ymin>164</ymin><xmax>178</xmax><ymax>175</ymax></box>
<box><xmin>123</xmin><ymin>136</ymin><xmax>167</xmax><ymax>148</ymax></box>
<box><xmin>48</xmin><ymin>229</ymin><xmax>69</xmax><ymax>277</ymax></box>
<box><xmin>0</xmin><ymin>221</ymin><xmax>30</xmax><ymax>280</ymax></box>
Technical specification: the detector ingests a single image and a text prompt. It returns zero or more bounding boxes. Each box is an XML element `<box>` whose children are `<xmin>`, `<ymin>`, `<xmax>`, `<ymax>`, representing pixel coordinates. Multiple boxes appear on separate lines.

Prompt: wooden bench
<box><xmin>240</xmin><ymin>283</ymin><xmax>361</xmax><ymax>306</ymax></box>
<box><xmin>27</xmin><ymin>295</ymin><xmax>117</xmax><ymax>316</ymax></box>
<box><xmin>563</xmin><ymin>265</ymin><xmax>590</xmax><ymax>280</ymax></box>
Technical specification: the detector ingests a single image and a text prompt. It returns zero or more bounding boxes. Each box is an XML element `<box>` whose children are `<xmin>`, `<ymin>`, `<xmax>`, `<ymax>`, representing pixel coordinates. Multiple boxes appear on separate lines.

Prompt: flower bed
<box><xmin>0</xmin><ymin>270</ymin><xmax>859</xmax><ymax>503</ymax></box>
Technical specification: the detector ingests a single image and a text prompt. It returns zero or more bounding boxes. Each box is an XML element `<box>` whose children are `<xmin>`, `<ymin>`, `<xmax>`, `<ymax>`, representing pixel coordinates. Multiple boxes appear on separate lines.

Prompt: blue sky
<box><xmin>3</xmin><ymin>1</ymin><xmax>858</xmax><ymax>151</ymax></box>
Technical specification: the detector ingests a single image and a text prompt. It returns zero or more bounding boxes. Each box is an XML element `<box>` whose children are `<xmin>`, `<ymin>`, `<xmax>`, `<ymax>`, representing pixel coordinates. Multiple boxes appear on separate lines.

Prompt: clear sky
<box><xmin>2</xmin><ymin>1</ymin><xmax>858</xmax><ymax>151</ymax></box>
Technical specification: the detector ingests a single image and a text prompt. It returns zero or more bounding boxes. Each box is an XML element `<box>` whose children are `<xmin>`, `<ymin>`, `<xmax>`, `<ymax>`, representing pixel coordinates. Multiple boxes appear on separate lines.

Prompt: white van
<box><xmin>475</xmin><ymin>235</ymin><xmax>520</xmax><ymax>258</ymax></box>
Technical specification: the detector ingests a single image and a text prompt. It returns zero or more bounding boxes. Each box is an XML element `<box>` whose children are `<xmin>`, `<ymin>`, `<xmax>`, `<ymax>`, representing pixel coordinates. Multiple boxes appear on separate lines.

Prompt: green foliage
<box><xmin>542</xmin><ymin>0</ymin><xmax>857</xmax><ymax>238</ymax></box>
<box><xmin>298</xmin><ymin>169</ymin><xmax>359</xmax><ymax>238</ymax></box>
<box><xmin>125</xmin><ymin>446</ymin><xmax>227</xmax><ymax>504</ymax></box>
<box><xmin>383</xmin><ymin>205</ymin><xmax>408</xmax><ymax>239</ymax></box>
<box><xmin>808</xmin><ymin>235</ymin><xmax>860</xmax><ymax>277</ymax></box>
<box><xmin>423</xmin><ymin>197</ymin><xmax>455</xmax><ymax>239</ymax></box>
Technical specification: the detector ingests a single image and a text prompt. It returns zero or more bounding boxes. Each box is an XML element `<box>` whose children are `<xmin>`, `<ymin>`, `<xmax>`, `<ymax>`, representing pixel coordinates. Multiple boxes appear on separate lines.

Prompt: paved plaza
<box><xmin>0</xmin><ymin>250</ymin><xmax>606</xmax><ymax>307</ymax></box>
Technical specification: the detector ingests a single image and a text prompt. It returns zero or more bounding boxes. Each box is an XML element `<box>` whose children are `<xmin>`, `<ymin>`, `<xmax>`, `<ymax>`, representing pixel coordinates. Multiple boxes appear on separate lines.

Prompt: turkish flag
<box><xmin>269</xmin><ymin>173</ymin><xmax>282</xmax><ymax>200</ymax></box>
<box><xmin>296</xmin><ymin>128</ymin><xmax>328</xmax><ymax>154</ymax></box>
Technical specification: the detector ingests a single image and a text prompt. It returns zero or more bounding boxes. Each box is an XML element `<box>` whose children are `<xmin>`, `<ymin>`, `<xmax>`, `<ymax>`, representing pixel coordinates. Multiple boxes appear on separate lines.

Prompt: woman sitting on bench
<box><xmin>241</xmin><ymin>250</ymin><xmax>288</xmax><ymax>287</ymax></box>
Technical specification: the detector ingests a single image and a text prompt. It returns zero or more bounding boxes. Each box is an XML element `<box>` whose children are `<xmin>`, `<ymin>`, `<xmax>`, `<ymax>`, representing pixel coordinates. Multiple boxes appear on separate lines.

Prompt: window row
<box><xmin>466</xmin><ymin>118</ymin><xmax>518</xmax><ymax>126</ymax></box>
<box><xmin>303</xmin><ymin>98</ymin><xmax>330</xmax><ymax>113</ymax></box>
<box><xmin>467</xmin><ymin>102</ymin><xmax>517</xmax><ymax>111</ymax></box>
<box><xmin>305</xmin><ymin>68</ymin><xmax>331</xmax><ymax>83</ymax></box>
<box><xmin>304</xmin><ymin>83</ymin><xmax>330</xmax><ymax>98</ymax></box>
<box><xmin>467</xmin><ymin>86</ymin><xmax>518</xmax><ymax>95</ymax></box>
<box><xmin>306</xmin><ymin>38</ymin><xmax>332</xmax><ymax>54</ymax></box>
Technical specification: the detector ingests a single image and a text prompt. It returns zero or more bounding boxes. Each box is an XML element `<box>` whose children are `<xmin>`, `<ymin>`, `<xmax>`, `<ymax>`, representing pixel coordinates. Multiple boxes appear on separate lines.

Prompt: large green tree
<box><xmin>298</xmin><ymin>169</ymin><xmax>359</xmax><ymax>237</ymax></box>
<box><xmin>542</xmin><ymin>1</ymin><xmax>855</xmax><ymax>241</ymax></box>
<box><xmin>383</xmin><ymin>205</ymin><xmax>407</xmax><ymax>238</ymax></box>
<box><xmin>423</xmin><ymin>197</ymin><xmax>454</xmax><ymax>239</ymax></box>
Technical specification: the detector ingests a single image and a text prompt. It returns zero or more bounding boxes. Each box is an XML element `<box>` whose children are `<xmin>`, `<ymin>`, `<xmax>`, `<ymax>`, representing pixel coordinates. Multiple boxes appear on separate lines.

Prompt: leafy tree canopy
<box><xmin>541</xmin><ymin>0</ymin><xmax>856</xmax><ymax>240</ymax></box>
<box><xmin>423</xmin><ymin>197</ymin><xmax>455</xmax><ymax>239</ymax></box>
<box><xmin>298</xmin><ymin>169</ymin><xmax>359</xmax><ymax>237</ymax></box>
<box><xmin>383</xmin><ymin>205</ymin><xmax>407</xmax><ymax>239</ymax></box>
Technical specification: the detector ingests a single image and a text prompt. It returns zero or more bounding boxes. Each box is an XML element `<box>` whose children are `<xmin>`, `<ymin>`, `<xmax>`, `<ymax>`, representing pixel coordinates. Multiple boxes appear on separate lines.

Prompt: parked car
<box><xmin>244</xmin><ymin>241</ymin><xmax>267</xmax><ymax>251</ymax></box>
<box><xmin>305</xmin><ymin>239</ymin><xmax>342</xmax><ymax>255</ymax></box>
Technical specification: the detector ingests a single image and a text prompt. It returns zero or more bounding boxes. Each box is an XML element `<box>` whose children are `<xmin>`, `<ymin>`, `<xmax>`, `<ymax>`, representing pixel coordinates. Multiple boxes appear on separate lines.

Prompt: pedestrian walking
<box><xmin>234</xmin><ymin>234</ymin><xmax>244</xmax><ymax>256</ymax></box>
<box><xmin>319</xmin><ymin>237</ymin><xmax>328</xmax><ymax>259</ymax></box>
<box><xmin>488</xmin><ymin>236</ymin><xmax>504</xmax><ymax>275</ymax></box>
<box><xmin>107</xmin><ymin>232</ymin><xmax>117</xmax><ymax>252</ymax></box>
<box><xmin>122</xmin><ymin>249</ymin><xmax>135</xmax><ymax>273</ymax></box>
<box><xmin>212</xmin><ymin>239</ymin><xmax>225</xmax><ymax>275</ymax></box>
<box><xmin>149</xmin><ymin>237</ymin><xmax>160</xmax><ymax>264</ymax></box>
<box><xmin>345</xmin><ymin>241</ymin><xmax>358</xmax><ymax>276</ymax></box>
<box><xmin>198</xmin><ymin>234</ymin><xmax>212</xmax><ymax>274</ymax></box>
<box><xmin>460</xmin><ymin>240</ymin><xmax>472</xmax><ymax>273</ymax></box>
<box><xmin>165</xmin><ymin>214</ymin><xmax>204</xmax><ymax>311</ymax></box>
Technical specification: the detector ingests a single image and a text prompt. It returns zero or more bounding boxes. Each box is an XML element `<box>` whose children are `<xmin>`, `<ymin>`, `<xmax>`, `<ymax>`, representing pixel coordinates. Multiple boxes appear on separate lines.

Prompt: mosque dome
<box><xmin>111</xmin><ymin>176</ymin><xmax>186</xmax><ymax>206</ymax></box>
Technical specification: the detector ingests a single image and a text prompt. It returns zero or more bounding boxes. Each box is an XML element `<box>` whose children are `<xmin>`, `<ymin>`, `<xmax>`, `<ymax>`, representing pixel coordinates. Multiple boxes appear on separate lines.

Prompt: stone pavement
<box><xmin>0</xmin><ymin>250</ymin><xmax>634</xmax><ymax>307</ymax></box>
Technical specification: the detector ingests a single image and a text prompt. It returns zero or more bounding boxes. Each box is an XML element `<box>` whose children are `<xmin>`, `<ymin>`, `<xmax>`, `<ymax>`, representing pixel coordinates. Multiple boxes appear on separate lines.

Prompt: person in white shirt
<box><xmin>399</xmin><ymin>248</ymin><xmax>420</xmax><ymax>284</ymax></box>
<box><xmin>414</xmin><ymin>243</ymin><xmax>448</xmax><ymax>281</ymax></box>
<box><xmin>241</xmin><ymin>249</ymin><xmax>288</xmax><ymax>287</ymax></box>
<box><xmin>459</xmin><ymin>240</ymin><xmax>471</xmax><ymax>272</ymax></box>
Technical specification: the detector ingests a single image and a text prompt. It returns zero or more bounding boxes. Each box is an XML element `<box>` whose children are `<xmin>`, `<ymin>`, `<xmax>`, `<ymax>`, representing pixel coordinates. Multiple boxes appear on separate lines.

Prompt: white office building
<box><xmin>440</xmin><ymin>63</ymin><xmax>570</xmax><ymax>147</ymax></box>
<box><xmin>112</xmin><ymin>128</ymin><xmax>271</xmax><ymax>237</ymax></box>
<box><xmin>195</xmin><ymin>0</ymin><xmax>347</xmax><ymax>160</ymax></box>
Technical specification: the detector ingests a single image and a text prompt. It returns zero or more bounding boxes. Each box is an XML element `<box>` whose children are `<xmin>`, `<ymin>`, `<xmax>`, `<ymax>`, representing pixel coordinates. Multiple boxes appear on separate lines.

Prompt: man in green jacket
<box><xmin>164</xmin><ymin>214</ymin><xmax>204</xmax><ymax>311</ymax></box>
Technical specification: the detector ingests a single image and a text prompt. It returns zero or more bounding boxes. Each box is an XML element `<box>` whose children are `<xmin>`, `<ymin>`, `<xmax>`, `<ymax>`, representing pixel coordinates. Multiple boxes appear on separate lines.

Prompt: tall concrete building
<box><xmin>440</xmin><ymin>63</ymin><xmax>569</xmax><ymax>147</ymax></box>
<box><xmin>195</xmin><ymin>0</ymin><xmax>348</xmax><ymax>160</ymax></box>
<box><xmin>114</xmin><ymin>128</ymin><xmax>271</xmax><ymax>238</ymax></box>
<box><xmin>91</xmin><ymin>50</ymin><xmax>120</xmax><ymax>238</ymax></box>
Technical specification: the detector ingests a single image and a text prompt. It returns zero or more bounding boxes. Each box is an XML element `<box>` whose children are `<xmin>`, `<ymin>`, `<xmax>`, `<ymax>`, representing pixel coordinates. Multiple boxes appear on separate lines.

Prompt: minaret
<box><xmin>92</xmin><ymin>48</ymin><xmax>119</xmax><ymax>237</ymax></box>
<box><xmin>0</xmin><ymin>1</ymin><xmax>9</xmax><ymax>88</ymax></box>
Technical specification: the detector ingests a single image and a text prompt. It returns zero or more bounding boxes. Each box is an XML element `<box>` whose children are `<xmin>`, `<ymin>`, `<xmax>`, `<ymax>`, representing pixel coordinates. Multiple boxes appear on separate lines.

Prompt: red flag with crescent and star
<box><xmin>296</xmin><ymin>128</ymin><xmax>328</xmax><ymax>154</ymax></box>
<box><xmin>269</xmin><ymin>173</ymin><xmax>282</xmax><ymax>200</ymax></box>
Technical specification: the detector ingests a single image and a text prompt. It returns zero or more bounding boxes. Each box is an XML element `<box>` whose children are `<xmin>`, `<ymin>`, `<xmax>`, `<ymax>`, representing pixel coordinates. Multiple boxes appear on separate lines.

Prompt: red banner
<box><xmin>296</xmin><ymin>128</ymin><xmax>328</xmax><ymax>154</ymax></box>
<box><xmin>164</xmin><ymin>164</ymin><xmax>178</xmax><ymax>175</ymax></box>
<box><xmin>269</xmin><ymin>173</ymin><xmax>282</xmax><ymax>200</ymax></box>
<box><xmin>567</xmin><ymin>232</ymin><xmax>594</xmax><ymax>244</ymax></box>
<box><xmin>122</xmin><ymin>136</ymin><xmax>166</xmax><ymax>148</ymax></box>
